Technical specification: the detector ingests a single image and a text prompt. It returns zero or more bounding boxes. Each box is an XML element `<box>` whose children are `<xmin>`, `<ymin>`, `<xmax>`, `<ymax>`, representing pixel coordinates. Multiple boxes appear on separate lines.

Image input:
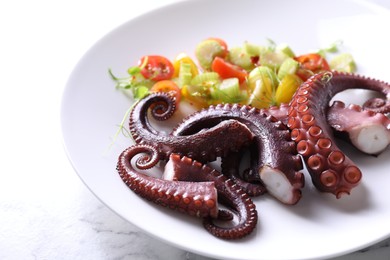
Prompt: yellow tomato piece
<box><xmin>274</xmin><ymin>74</ymin><xmax>303</xmax><ymax>105</ymax></box>
<box><xmin>173</xmin><ymin>53</ymin><xmax>199</xmax><ymax>78</ymax></box>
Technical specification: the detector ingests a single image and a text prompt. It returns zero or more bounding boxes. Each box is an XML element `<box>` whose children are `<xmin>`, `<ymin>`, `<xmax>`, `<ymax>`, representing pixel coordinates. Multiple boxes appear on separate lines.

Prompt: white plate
<box><xmin>61</xmin><ymin>0</ymin><xmax>390</xmax><ymax>259</ymax></box>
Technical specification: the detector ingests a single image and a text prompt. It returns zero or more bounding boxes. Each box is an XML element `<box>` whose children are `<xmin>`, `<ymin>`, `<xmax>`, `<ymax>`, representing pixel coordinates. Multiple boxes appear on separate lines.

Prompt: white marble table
<box><xmin>1</xmin><ymin>0</ymin><xmax>389</xmax><ymax>259</ymax></box>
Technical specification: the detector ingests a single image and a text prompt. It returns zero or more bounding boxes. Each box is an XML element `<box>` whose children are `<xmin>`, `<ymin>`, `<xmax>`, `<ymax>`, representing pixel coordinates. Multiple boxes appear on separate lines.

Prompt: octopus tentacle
<box><xmin>117</xmin><ymin>144</ymin><xmax>220</xmax><ymax>218</ymax></box>
<box><xmin>129</xmin><ymin>92</ymin><xmax>255</xmax><ymax>162</ymax></box>
<box><xmin>287</xmin><ymin>71</ymin><xmax>390</xmax><ymax>197</ymax></box>
<box><xmin>163</xmin><ymin>153</ymin><xmax>257</xmax><ymax>240</ymax></box>
<box><xmin>361</xmin><ymin>76</ymin><xmax>390</xmax><ymax>114</ymax></box>
<box><xmin>173</xmin><ymin>103</ymin><xmax>304</xmax><ymax>205</ymax></box>
<box><xmin>265</xmin><ymin>101</ymin><xmax>390</xmax><ymax>154</ymax></box>
<box><xmin>331</xmin><ymin>72</ymin><xmax>390</xmax><ymax>110</ymax></box>
<box><xmin>328</xmin><ymin>101</ymin><xmax>390</xmax><ymax>155</ymax></box>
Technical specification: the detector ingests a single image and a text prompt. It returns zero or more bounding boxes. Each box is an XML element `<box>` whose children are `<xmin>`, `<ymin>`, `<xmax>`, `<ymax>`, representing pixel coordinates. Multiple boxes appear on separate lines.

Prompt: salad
<box><xmin>109</xmin><ymin>38</ymin><xmax>356</xmax><ymax>109</ymax></box>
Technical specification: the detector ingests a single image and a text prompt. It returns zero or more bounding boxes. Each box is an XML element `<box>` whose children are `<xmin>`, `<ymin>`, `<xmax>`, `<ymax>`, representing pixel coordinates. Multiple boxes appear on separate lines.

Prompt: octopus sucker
<box><xmin>163</xmin><ymin>153</ymin><xmax>257</xmax><ymax>240</ymax></box>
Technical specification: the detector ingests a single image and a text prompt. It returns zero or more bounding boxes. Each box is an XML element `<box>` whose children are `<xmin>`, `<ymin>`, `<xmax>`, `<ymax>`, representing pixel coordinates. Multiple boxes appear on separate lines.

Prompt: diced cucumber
<box><xmin>195</xmin><ymin>39</ymin><xmax>225</xmax><ymax>70</ymax></box>
<box><xmin>211</xmin><ymin>78</ymin><xmax>245</xmax><ymax>103</ymax></box>
<box><xmin>178</xmin><ymin>62</ymin><xmax>192</xmax><ymax>87</ymax></box>
<box><xmin>228</xmin><ymin>46</ymin><xmax>254</xmax><ymax>70</ymax></box>
<box><xmin>191</xmin><ymin>72</ymin><xmax>220</xmax><ymax>86</ymax></box>
<box><xmin>260</xmin><ymin>50</ymin><xmax>289</xmax><ymax>71</ymax></box>
<box><xmin>243</xmin><ymin>42</ymin><xmax>263</xmax><ymax>57</ymax></box>
<box><xmin>329</xmin><ymin>53</ymin><xmax>357</xmax><ymax>73</ymax></box>
<box><xmin>277</xmin><ymin>57</ymin><xmax>299</xmax><ymax>80</ymax></box>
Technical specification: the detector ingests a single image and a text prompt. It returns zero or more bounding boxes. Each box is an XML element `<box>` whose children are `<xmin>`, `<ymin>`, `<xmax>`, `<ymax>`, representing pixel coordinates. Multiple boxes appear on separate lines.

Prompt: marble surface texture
<box><xmin>1</xmin><ymin>0</ymin><xmax>390</xmax><ymax>259</ymax></box>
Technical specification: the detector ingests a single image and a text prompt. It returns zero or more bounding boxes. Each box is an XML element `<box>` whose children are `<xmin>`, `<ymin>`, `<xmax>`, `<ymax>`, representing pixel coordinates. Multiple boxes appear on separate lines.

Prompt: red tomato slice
<box><xmin>294</xmin><ymin>53</ymin><xmax>330</xmax><ymax>81</ymax></box>
<box><xmin>150</xmin><ymin>80</ymin><xmax>181</xmax><ymax>104</ymax></box>
<box><xmin>295</xmin><ymin>53</ymin><xmax>330</xmax><ymax>72</ymax></box>
<box><xmin>138</xmin><ymin>55</ymin><xmax>174</xmax><ymax>81</ymax></box>
<box><xmin>211</xmin><ymin>57</ymin><xmax>248</xmax><ymax>83</ymax></box>
<box><xmin>207</xmin><ymin>37</ymin><xmax>228</xmax><ymax>58</ymax></box>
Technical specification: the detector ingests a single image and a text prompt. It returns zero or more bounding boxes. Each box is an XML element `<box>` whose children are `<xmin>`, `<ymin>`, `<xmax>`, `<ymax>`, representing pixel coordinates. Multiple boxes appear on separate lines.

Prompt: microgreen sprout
<box><xmin>108</xmin><ymin>59</ymin><xmax>153</xmax><ymax>147</ymax></box>
<box><xmin>321</xmin><ymin>71</ymin><xmax>333</xmax><ymax>85</ymax></box>
<box><xmin>265</xmin><ymin>38</ymin><xmax>277</xmax><ymax>52</ymax></box>
<box><xmin>108</xmin><ymin>63</ymin><xmax>153</xmax><ymax>100</ymax></box>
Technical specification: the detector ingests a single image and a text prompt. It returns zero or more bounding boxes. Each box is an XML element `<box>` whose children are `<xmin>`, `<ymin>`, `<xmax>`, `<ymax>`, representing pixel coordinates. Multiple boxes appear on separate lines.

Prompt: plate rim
<box><xmin>60</xmin><ymin>0</ymin><xmax>390</xmax><ymax>259</ymax></box>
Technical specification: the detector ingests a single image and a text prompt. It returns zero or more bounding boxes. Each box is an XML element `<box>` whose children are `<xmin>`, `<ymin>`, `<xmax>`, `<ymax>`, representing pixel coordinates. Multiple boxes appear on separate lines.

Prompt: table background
<box><xmin>1</xmin><ymin>0</ymin><xmax>389</xmax><ymax>259</ymax></box>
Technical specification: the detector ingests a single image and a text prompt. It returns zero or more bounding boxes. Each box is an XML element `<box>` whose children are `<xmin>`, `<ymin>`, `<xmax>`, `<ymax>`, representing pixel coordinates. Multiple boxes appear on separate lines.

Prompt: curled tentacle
<box><xmin>173</xmin><ymin>103</ymin><xmax>304</xmax><ymax>205</ymax></box>
<box><xmin>329</xmin><ymin>71</ymin><xmax>390</xmax><ymax>113</ymax></box>
<box><xmin>130</xmin><ymin>92</ymin><xmax>255</xmax><ymax>162</ymax></box>
<box><xmin>363</xmin><ymin>90</ymin><xmax>390</xmax><ymax>114</ymax></box>
<box><xmin>117</xmin><ymin>145</ymin><xmax>219</xmax><ymax>218</ymax></box>
<box><xmin>163</xmin><ymin>154</ymin><xmax>258</xmax><ymax>240</ymax></box>
<box><xmin>328</xmin><ymin>101</ymin><xmax>390</xmax><ymax>155</ymax></box>
<box><xmin>363</xmin><ymin>98</ymin><xmax>390</xmax><ymax>113</ymax></box>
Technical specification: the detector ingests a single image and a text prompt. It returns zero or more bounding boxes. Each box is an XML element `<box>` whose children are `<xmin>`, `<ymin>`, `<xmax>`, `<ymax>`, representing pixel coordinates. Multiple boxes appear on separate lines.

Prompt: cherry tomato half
<box><xmin>295</xmin><ymin>53</ymin><xmax>330</xmax><ymax>72</ymax></box>
<box><xmin>150</xmin><ymin>80</ymin><xmax>181</xmax><ymax>104</ymax></box>
<box><xmin>138</xmin><ymin>55</ymin><xmax>174</xmax><ymax>81</ymax></box>
<box><xmin>211</xmin><ymin>56</ymin><xmax>248</xmax><ymax>84</ymax></box>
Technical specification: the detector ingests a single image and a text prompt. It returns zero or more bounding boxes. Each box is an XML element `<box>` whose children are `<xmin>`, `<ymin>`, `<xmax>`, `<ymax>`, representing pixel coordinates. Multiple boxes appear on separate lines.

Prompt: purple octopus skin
<box><xmin>163</xmin><ymin>153</ymin><xmax>258</xmax><ymax>240</ymax></box>
<box><xmin>264</xmin><ymin>103</ymin><xmax>291</xmax><ymax>124</ymax></box>
<box><xmin>327</xmin><ymin>101</ymin><xmax>390</xmax><ymax>155</ymax></box>
<box><xmin>129</xmin><ymin>92</ymin><xmax>255</xmax><ymax>162</ymax></box>
<box><xmin>362</xmin><ymin>86</ymin><xmax>390</xmax><ymax>114</ymax></box>
<box><xmin>220</xmin><ymin>146</ymin><xmax>267</xmax><ymax>197</ymax></box>
<box><xmin>172</xmin><ymin>103</ymin><xmax>304</xmax><ymax>205</ymax></box>
<box><xmin>117</xmin><ymin>145</ymin><xmax>220</xmax><ymax>218</ymax></box>
<box><xmin>287</xmin><ymin>71</ymin><xmax>390</xmax><ymax>198</ymax></box>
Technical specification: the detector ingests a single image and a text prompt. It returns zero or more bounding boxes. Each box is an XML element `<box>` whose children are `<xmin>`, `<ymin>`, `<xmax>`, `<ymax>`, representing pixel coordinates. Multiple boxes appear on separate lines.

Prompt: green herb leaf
<box><xmin>133</xmin><ymin>86</ymin><xmax>150</xmax><ymax>99</ymax></box>
<box><xmin>128</xmin><ymin>66</ymin><xmax>141</xmax><ymax>75</ymax></box>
